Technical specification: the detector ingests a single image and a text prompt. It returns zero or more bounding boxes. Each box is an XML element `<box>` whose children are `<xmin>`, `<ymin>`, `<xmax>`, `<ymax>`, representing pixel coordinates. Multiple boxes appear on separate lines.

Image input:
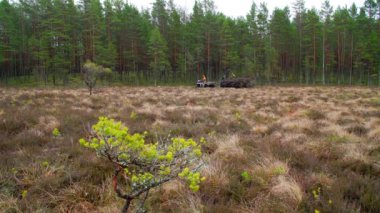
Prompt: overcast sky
<box><xmin>127</xmin><ymin>0</ymin><xmax>363</xmax><ymax>17</ymax></box>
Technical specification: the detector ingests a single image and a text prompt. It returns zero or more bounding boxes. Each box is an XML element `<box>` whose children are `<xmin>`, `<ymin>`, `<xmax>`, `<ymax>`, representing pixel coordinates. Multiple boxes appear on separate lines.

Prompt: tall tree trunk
<box><xmin>313</xmin><ymin>32</ymin><xmax>316</xmax><ymax>84</ymax></box>
<box><xmin>342</xmin><ymin>32</ymin><xmax>346</xmax><ymax>84</ymax></box>
<box><xmin>184</xmin><ymin>51</ymin><xmax>187</xmax><ymax>82</ymax></box>
<box><xmin>378</xmin><ymin>65</ymin><xmax>380</xmax><ymax>87</ymax></box>
<box><xmin>337</xmin><ymin>32</ymin><xmax>340</xmax><ymax>85</ymax></box>
<box><xmin>350</xmin><ymin>34</ymin><xmax>353</xmax><ymax>85</ymax></box>
<box><xmin>207</xmin><ymin>31</ymin><xmax>210</xmax><ymax>79</ymax></box>
<box><xmin>322</xmin><ymin>29</ymin><xmax>326</xmax><ymax>85</ymax></box>
<box><xmin>368</xmin><ymin>62</ymin><xmax>370</xmax><ymax>86</ymax></box>
<box><xmin>299</xmin><ymin>30</ymin><xmax>302</xmax><ymax>84</ymax></box>
<box><xmin>173</xmin><ymin>34</ymin><xmax>177</xmax><ymax>81</ymax></box>
<box><xmin>132</xmin><ymin>41</ymin><xmax>136</xmax><ymax>73</ymax></box>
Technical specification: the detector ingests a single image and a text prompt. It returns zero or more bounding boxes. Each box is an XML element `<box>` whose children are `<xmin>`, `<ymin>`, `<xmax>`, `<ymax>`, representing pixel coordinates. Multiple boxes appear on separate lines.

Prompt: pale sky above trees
<box><xmin>128</xmin><ymin>0</ymin><xmax>363</xmax><ymax>17</ymax></box>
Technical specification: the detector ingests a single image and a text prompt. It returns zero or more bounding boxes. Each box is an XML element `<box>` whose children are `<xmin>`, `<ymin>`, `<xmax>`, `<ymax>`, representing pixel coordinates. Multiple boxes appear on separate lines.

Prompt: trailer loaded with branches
<box><xmin>220</xmin><ymin>78</ymin><xmax>253</xmax><ymax>88</ymax></box>
<box><xmin>196</xmin><ymin>77</ymin><xmax>253</xmax><ymax>88</ymax></box>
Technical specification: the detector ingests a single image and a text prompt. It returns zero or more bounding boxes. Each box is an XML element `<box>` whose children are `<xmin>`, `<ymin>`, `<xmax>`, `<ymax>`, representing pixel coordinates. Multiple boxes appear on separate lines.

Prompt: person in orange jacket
<box><xmin>202</xmin><ymin>74</ymin><xmax>207</xmax><ymax>82</ymax></box>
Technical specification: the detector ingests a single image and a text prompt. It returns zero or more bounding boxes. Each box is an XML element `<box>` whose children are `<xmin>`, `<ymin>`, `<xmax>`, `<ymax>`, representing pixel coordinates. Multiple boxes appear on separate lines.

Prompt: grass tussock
<box><xmin>0</xmin><ymin>86</ymin><xmax>380</xmax><ymax>212</ymax></box>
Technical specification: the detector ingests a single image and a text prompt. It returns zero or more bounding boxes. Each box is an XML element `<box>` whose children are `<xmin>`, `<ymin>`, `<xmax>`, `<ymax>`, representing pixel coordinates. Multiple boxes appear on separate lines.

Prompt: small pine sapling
<box><xmin>82</xmin><ymin>61</ymin><xmax>112</xmax><ymax>95</ymax></box>
<box><xmin>52</xmin><ymin>128</ymin><xmax>61</xmax><ymax>137</ymax></box>
<box><xmin>79</xmin><ymin>117</ymin><xmax>205</xmax><ymax>212</ymax></box>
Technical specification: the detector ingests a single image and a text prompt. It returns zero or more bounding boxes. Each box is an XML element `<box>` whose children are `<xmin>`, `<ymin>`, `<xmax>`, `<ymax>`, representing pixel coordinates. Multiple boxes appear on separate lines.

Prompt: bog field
<box><xmin>1</xmin><ymin>86</ymin><xmax>380</xmax><ymax>212</ymax></box>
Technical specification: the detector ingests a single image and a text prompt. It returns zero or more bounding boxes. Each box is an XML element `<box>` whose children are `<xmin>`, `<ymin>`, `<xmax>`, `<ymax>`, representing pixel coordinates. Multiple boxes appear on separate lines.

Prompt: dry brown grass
<box><xmin>1</xmin><ymin>86</ymin><xmax>380</xmax><ymax>212</ymax></box>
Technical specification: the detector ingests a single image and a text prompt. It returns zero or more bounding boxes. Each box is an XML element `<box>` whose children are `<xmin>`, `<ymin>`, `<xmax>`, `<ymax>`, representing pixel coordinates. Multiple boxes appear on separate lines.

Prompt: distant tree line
<box><xmin>0</xmin><ymin>0</ymin><xmax>380</xmax><ymax>86</ymax></box>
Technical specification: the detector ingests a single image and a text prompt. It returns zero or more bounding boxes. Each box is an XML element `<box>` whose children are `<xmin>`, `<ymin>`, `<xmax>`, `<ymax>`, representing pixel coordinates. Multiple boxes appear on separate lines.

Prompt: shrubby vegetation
<box><xmin>1</xmin><ymin>87</ymin><xmax>380</xmax><ymax>212</ymax></box>
<box><xmin>82</xmin><ymin>61</ymin><xmax>112</xmax><ymax>95</ymax></box>
<box><xmin>52</xmin><ymin>128</ymin><xmax>61</xmax><ymax>137</ymax></box>
<box><xmin>79</xmin><ymin>117</ymin><xmax>205</xmax><ymax>212</ymax></box>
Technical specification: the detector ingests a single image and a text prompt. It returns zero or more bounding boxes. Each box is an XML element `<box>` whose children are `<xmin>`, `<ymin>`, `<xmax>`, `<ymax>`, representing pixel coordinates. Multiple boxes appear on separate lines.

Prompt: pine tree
<box><xmin>168</xmin><ymin>0</ymin><xmax>183</xmax><ymax>81</ymax></box>
<box><xmin>100</xmin><ymin>0</ymin><xmax>117</xmax><ymax>69</ymax></box>
<box><xmin>64</xmin><ymin>0</ymin><xmax>81</xmax><ymax>78</ymax></box>
<box><xmin>293</xmin><ymin>0</ymin><xmax>306</xmax><ymax>83</ymax></box>
<box><xmin>0</xmin><ymin>0</ymin><xmax>20</xmax><ymax>82</ymax></box>
<box><xmin>81</xmin><ymin>0</ymin><xmax>104</xmax><ymax>63</ymax></box>
<box><xmin>235</xmin><ymin>18</ymin><xmax>251</xmax><ymax>77</ymax></box>
<box><xmin>202</xmin><ymin>0</ymin><xmax>217</xmax><ymax>79</ymax></box>
<box><xmin>304</xmin><ymin>9</ymin><xmax>321</xmax><ymax>84</ymax></box>
<box><xmin>348</xmin><ymin>3</ymin><xmax>358</xmax><ymax>85</ymax></box>
<box><xmin>221</xmin><ymin>18</ymin><xmax>238</xmax><ymax>77</ymax></box>
<box><xmin>189</xmin><ymin>1</ymin><xmax>204</xmax><ymax>80</ymax></box>
<box><xmin>321</xmin><ymin>0</ymin><xmax>333</xmax><ymax>84</ymax></box>
<box><xmin>148</xmin><ymin>28</ymin><xmax>170</xmax><ymax>84</ymax></box>
<box><xmin>256</xmin><ymin>3</ymin><xmax>269</xmax><ymax>82</ymax></box>
<box><xmin>247</xmin><ymin>2</ymin><xmax>260</xmax><ymax>81</ymax></box>
<box><xmin>152</xmin><ymin>0</ymin><xmax>169</xmax><ymax>40</ymax></box>
<box><xmin>270</xmin><ymin>7</ymin><xmax>293</xmax><ymax>82</ymax></box>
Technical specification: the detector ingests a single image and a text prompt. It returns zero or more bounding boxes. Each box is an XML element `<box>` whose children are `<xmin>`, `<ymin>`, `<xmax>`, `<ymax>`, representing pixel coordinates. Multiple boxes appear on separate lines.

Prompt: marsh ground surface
<box><xmin>1</xmin><ymin>86</ymin><xmax>380</xmax><ymax>212</ymax></box>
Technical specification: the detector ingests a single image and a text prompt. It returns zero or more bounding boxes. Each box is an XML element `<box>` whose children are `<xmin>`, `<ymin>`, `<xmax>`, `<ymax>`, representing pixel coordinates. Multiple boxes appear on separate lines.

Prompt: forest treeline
<box><xmin>0</xmin><ymin>0</ymin><xmax>380</xmax><ymax>86</ymax></box>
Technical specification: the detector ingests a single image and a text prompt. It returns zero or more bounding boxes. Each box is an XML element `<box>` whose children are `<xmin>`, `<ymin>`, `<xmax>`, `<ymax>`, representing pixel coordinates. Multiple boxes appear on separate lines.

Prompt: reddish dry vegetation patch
<box><xmin>1</xmin><ymin>86</ymin><xmax>380</xmax><ymax>212</ymax></box>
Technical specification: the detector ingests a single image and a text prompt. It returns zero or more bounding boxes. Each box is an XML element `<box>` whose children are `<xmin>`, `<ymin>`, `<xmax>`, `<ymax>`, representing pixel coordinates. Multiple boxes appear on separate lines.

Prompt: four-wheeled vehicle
<box><xmin>196</xmin><ymin>80</ymin><xmax>216</xmax><ymax>88</ymax></box>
